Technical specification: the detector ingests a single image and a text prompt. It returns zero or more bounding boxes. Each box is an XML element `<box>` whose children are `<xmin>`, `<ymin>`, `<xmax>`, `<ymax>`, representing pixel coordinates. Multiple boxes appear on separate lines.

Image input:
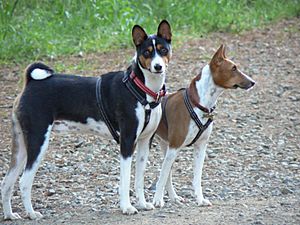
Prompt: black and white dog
<box><xmin>1</xmin><ymin>20</ymin><xmax>172</xmax><ymax>220</ymax></box>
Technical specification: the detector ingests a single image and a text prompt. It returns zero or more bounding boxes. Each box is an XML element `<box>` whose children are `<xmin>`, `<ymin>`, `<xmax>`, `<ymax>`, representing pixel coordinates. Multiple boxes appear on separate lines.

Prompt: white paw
<box><xmin>170</xmin><ymin>195</ymin><xmax>185</xmax><ymax>205</ymax></box>
<box><xmin>27</xmin><ymin>211</ymin><xmax>43</xmax><ymax>220</ymax></box>
<box><xmin>4</xmin><ymin>212</ymin><xmax>22</xmax><ymax>220</ymax></box>
<box><xmin>153</xmin><ymin>195</ymin><xmax>165</xmax><ymax>208</ymax></box>
<box><xmin>137</xmin><ymin>202</ymin><xmax>155</xmax><ymax>211</ymax></box>
<box><xmin>197</xmin><ymin>198</ymin><xmax>212</xmax><ymax>206</ymax></box>
<box><xmin>121</xmin><ymin>205</ymin><xmax>138</xmax><ymax>215</ymax></box>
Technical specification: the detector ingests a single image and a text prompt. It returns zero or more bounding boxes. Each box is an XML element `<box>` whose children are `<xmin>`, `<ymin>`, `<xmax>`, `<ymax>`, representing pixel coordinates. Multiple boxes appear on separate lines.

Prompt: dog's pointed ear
<box><xmin>157</xmin><ymin>20</ymin><xmax>172</xmax><ymax>43</ymax></box>
<box><xmin>132</xmin><ymin>25</ymin><xmax>148</xmax><ymax>47</ymax></box>
<box><xmin>222</xmin><ymin>44</ymin><xmax>226</xmax><ymax>58</ymax></box>
<box><xmin>211</xmin><ymin>44</ymin><xmax>225</xmax><ymax>65</ymax></box>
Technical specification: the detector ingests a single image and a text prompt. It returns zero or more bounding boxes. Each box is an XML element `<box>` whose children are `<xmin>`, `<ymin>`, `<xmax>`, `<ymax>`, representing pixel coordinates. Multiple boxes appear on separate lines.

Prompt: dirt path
<box><xmin>0</xmin><ymin>18</ymin><xmax>299</xmax><ymax>225</ymax></box>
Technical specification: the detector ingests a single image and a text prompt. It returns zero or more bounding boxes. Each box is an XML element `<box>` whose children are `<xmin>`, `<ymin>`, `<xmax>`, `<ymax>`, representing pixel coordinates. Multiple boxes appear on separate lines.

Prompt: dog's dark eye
<box><xmin>143</xmin><ymin>50</ymin><xmax>151</xmax><ymax>58</ymax></box>
<box><xmin>160</xmin><ymin>48</ymin><xmax>168</xmax><ymax>55</ymax></box>
<box><xmin>232</xmin><ymin>65</ymin><xmax>237</xmax><ymax>71</ymax></box>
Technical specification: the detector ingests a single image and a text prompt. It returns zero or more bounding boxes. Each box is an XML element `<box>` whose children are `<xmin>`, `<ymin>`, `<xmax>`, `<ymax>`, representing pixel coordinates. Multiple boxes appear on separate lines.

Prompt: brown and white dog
<box><xmin>153</xmin><ymin>45</ymin><xmax>255</xmax><ymax>207</ymax></box>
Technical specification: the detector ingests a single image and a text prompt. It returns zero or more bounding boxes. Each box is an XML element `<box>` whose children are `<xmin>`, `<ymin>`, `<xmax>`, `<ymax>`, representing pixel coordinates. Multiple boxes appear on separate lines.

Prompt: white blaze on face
<box><xmin>240</xmin><ymin>71</ymin><xmax>256</xmax><ymax>91</ymax></box>
<box><xmin>150</xmin><ymin>39</ymin><xmax>166</xmax><ymax>74</ymax></box>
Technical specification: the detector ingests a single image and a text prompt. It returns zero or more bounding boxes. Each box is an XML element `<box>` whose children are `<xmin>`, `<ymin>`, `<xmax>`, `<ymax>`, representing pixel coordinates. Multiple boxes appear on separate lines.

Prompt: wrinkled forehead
<box><xmin>138</xmin><ymin>35</ymin><xmax>171</xmax><ymax>51</ymax></box>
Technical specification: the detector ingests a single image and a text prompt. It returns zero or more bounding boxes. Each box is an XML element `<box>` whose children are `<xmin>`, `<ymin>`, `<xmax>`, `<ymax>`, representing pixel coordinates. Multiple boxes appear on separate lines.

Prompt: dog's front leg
<box><xmin>134</xmin><ymin>137</ymin><xmax>155</xmax><ymax>210</ymax></box>
<box><xmin>193</xmin><ymin>140</ymin><xmax>212</xmax><ymax>206</ymax></box>
<box><xmin>119</xmin><ymin>132</ymin><xmax>138</xmax><ymax>215</ymax></box>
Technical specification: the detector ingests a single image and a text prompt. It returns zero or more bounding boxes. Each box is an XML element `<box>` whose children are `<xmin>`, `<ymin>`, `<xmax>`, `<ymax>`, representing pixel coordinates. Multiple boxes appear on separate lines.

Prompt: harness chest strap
<box><xmin>183</xmin><ymin>88</ymin><xmax>214</xmax><ymax>147</ymax></box>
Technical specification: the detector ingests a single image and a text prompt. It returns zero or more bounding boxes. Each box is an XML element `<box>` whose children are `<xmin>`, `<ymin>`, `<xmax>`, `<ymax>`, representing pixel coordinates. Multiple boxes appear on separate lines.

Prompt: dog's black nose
<box><xmin>154</xmin><ymin>64</ymin><xmax>162</xmax><ymax>71</ymax></box>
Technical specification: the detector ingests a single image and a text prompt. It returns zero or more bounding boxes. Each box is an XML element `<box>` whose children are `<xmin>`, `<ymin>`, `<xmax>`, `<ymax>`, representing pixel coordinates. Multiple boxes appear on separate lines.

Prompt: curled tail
<box><xmin>24</xmin><ymin>62</ymin><xmax>54</xmax><ymax>85</ymax></box>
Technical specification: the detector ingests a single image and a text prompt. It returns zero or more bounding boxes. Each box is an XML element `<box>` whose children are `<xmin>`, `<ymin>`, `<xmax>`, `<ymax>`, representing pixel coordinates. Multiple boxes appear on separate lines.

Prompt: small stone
<box><xmin>129</xmin><ymin>189</ymin><xmax>134</xmax><ymax>196</ymax></box>
<box><xmin>253</xmin><ymin>175</ymin><xmax>260</xmax><ymax>181</ymax></box>
<box><xmin>78</xmin><ymin>51</ymin><xmax>84</xmax><ymax>57</ymax></box>
<box><xmin>280</xmin><ymin>187</ymin><xmax>294</xmax><ymax>195</ymax></box>
<box><xmin>156</xmin><ymin>214</ymin><xmax>166</xmax><ymax>218</ymax></box>
<box><xmin>166</xmin><ymin>210</ymin><xmax>176</xmax><ymax>214</ymax></box>
<box><xmin>280</xmin><ymin>201</ymin><xmax>291</xmax><ymax>206</ymax></box>
<box><xmin>149</xmin><ymin>180</ymin><xmax>157</xmax><ymax>191</ymax></box>
<box><xmin>271</xmin><ymin>189</ymin><xmax>281</xmax><ymax>196</ymax></box>
<box><xmin>289</xmin><ymin>164</ymin><xmax>299</xmax><ymax>169</ymax></box>
<box><xmin>208</xmin><ymin>152</ymin><xmax>217</xmax><ymax>158</ymax></box>
<box><xmin>46</xmin><ymin>189</ymin><xmax>56</xmax><ymax>196</ymax></box>
<box><xmin>242</xmin><ymin>203</ymin><xmax>248</xmax><ymax>208</ymax></box>
<box><xmin>75</xmin><ymin>140</ymin><xmax>84</xmax><ymax>148</ymax></box>
<box><xmin>288</xmin><ymin>96</ymin><xmax>298</xmax><ymax>101</ymax></box>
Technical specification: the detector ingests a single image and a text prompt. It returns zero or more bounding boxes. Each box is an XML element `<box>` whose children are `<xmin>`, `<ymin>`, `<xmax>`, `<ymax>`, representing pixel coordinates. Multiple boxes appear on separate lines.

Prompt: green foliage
<box><xmin>0</xmin><ymin>0</ymin><xmax>299</xmax><ymax>63</ymax></box>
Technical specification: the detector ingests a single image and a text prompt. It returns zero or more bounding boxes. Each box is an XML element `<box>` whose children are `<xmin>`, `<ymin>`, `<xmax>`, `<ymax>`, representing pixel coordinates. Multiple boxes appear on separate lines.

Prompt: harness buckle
<box><xmin>155</xmin><ymin>93</ymin><xmax>160</xmax><ymax>103</ymax></box>
<box><xmin>203</xmin><ymin>113</ymin><xmax>214</xmax><ymax>120</ymax></box>
<box><xmin>122</xmin><ymin>74</ymin><xmax>129</xmax><ymax>83</ymax></box>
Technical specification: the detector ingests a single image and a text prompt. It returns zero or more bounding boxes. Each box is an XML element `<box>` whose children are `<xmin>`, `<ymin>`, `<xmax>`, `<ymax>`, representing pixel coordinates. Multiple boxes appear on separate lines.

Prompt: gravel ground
<box><xmin>0</xmin><ymin>18</ymin><xmax>299</xmax><ymax>225</ymax></box>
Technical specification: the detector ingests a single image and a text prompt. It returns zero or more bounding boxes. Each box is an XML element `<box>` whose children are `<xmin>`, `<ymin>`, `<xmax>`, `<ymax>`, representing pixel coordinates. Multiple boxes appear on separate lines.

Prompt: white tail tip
<box><xmin>31</xmin><ymin>68</ymin><xmax>52</xmax><ymax>80</ymax></box>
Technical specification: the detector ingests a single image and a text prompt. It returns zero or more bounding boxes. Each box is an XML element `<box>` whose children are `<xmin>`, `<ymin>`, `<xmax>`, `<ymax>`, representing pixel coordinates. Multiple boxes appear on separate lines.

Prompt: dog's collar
<box><xmin>122</xmin><ymin>71</ymin><xmax>165</xmax><ymax>109</ymax></box>
<box><xmin>129</xmin><ymin>71</ymin><xmax>166</xmax><ymax>102</ymax></box>
<box><xmin>190</xmin><ymin>95</ymin><xmax>215</xmax><ymax>115</ymax></box>
<box><xmin>186</xmin><ymin>87</ymin><xmax>215</xmax><ymax>116</ymax></box>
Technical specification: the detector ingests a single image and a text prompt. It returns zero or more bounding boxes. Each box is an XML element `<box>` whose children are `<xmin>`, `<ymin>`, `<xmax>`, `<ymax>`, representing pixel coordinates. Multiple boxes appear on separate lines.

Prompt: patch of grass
<box><xmin>0</xmin><ymin>0</ymin><xmax>299</xmax><ymax>64</ymax></box>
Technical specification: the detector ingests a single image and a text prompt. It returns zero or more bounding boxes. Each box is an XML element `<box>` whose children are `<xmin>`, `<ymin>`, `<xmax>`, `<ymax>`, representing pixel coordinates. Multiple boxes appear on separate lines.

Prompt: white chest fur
<box><xmin>135</xmin><ymin>103</ymin><xmax>162</xmax><ymax>140</ymax></box>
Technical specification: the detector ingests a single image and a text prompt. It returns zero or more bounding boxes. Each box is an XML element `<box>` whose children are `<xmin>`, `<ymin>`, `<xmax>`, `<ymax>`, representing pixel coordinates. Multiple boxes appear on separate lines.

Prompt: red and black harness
<box><xmin>162</xmin><ymin>88</ymin><xmax>215</xmax><ymax>147</ymax></box>
<box><xmin>96</xmin><ymin>71</ymin><xmax>166</xmax><ymax>143</ymax></box>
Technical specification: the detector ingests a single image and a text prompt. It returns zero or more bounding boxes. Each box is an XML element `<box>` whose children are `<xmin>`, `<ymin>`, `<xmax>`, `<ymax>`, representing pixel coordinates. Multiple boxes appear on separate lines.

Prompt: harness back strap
<box><xmin>123</xmin><ymin>75</ymin><xmax>149</xmax><ymax>106</ymax></box>
<box><xmin>96</xmin><ymin>77</ymin><xmax>120</xmax><ymax>143</ymax></box>
<box><xmin>161</xmin><ymin>95</ymin><xmax>169</xmax><ymax>128</ymax></box>
<box><xmin>183</xmin><ymin>89</ymin><xmax>213</xmax><ymax>147</ymax></box>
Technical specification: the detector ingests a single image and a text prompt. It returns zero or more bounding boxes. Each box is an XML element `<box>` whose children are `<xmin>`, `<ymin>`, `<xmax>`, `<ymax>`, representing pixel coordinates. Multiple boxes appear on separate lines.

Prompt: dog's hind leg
<box><xmin>134</xmin><ymin>137</ymin><xmax>154</xmax><ymax>210</ymax></box>
<box><xmin>165</xmin><ymin>166</ymin><xmax>184</xmax><ymax>204</ymax></box>
<box><xmin>153</xmin><ymin>147</ymin><xmax>177</xmax><ymax>208</ymax></box>
<box><xmin>19</xmin><ymin>124</ymin><xmax>53</xmax><ymax>220</ymax></box>
<box><xmin>1</xmin><ymin>114</ymin><xmax>27</xmax><ymax>220</ymax></box>
<box><xmin>159</xmin><ymin>141</ymin><xmax>184</xmax><ymax>204</ymax></box>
